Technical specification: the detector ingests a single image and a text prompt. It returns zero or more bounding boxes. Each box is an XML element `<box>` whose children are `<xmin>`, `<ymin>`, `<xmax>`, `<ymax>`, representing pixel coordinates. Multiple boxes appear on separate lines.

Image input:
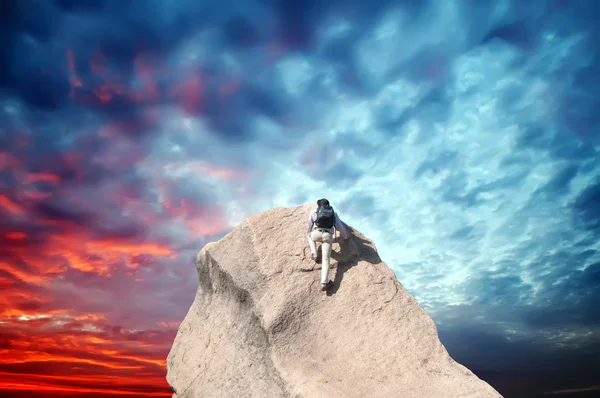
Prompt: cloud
<box><xmin>1</xmin><ymin>0</ymin><xmax>599</xmax><ymax>397</ymax></box>
<box><xmin>438</xmin><ymin>323</ymin><xmax>600</xmax><ymax>398</ymax></box>
<box><xmin>573</xmin><ymin>181</ymin><xmax>600</xmax><ymax>232</ymax></box>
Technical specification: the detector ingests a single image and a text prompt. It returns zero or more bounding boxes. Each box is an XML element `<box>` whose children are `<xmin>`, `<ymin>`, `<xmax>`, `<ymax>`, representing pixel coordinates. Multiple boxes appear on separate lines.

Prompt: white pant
<box><xmin>308</xmin><ymin>229</ymin><xmax>334</xmax><ymax>284</ymax></box>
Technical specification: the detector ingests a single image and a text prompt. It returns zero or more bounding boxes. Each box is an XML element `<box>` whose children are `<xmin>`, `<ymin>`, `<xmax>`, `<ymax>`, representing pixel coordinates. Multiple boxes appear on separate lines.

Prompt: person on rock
<box><xmin>307</xmin><ymin>198</ymin><xmax>350</xmax><ymax>291</ymax></box>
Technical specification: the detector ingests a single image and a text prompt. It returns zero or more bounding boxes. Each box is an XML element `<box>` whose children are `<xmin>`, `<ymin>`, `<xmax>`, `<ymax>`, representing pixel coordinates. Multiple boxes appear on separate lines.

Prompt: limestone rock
<box><xmin>166</xmin><ymin>204</ymin><xmax>502</xmax><ymax>398</ymax></box>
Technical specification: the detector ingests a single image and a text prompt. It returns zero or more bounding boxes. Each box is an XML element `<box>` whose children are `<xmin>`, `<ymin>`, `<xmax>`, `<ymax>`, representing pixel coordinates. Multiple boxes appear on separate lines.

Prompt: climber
<box><xmin>307</xmin><ymin>198</ymin><xmax>350</xmax><ymax>291</ymax></box>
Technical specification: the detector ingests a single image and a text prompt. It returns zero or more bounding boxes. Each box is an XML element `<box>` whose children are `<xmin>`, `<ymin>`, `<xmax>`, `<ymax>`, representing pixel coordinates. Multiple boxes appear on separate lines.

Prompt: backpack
<box><xmin>315</xmin><ymin>205</ymin><xmax>335</xmax><ymax>229</ymax></box>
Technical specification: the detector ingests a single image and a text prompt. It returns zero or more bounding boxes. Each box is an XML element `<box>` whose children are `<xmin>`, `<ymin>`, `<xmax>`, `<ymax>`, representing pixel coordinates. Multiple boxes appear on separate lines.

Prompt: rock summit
<box><xmin>166</xmin><ymin>204</ymin><xmax>502</xmax><ymax>398</ymax></box>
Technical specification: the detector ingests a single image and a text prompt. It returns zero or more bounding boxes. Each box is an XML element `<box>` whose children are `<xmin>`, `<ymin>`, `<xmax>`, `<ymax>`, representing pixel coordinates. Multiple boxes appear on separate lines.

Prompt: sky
<box><xmin>0</xmin><ymin>0</ymin><xmax>599</xmax><ymax>397</ymax></box>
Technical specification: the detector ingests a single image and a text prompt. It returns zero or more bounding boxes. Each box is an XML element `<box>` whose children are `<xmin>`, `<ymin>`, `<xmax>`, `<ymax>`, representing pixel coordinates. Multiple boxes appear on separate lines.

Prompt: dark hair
<box><xmin>317</xmin><ymin>198</ymin><xmax>330</xmax><ymax>206</ymax></box>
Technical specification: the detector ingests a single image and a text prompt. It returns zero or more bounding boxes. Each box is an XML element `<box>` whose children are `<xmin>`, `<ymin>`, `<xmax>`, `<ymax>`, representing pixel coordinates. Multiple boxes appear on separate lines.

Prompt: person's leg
<box><xmin>307</xmin><ymin>230</ymin><xmax>318</xmax><ymax>259</ymax></box>
<box><xmin>320</xmin><ymin>232</ymin><xmax>333</xmax><ymax>285</ymax></box>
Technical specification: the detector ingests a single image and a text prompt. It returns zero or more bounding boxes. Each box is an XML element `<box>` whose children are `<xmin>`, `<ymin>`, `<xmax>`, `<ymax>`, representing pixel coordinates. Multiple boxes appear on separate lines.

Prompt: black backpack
<box><xmin>315</xmin><ymin>205</ymin><xmax>335</xmax><ymax>229</ymax></box>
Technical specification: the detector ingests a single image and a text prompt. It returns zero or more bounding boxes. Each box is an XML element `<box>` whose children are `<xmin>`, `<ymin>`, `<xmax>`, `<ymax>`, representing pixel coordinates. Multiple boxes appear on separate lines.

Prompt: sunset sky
<box><xmin>1</xmin><ymin>0</ymin><xmax>599</xmax><ymax>397</ymax></box>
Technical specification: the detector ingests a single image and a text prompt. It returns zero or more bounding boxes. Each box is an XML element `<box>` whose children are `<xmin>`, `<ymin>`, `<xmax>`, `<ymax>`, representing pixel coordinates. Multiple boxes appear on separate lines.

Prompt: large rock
<box><xmin>166</xmin><ymin>204</ymin><xmax>502</xmax><ymax>398</ymax></box>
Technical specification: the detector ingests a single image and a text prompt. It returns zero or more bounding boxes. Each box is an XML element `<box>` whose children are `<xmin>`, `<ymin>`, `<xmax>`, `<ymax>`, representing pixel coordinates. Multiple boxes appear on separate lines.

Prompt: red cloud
<box><xmin>24</xmin><ymin>173</ymin><xmax>61</xmax><ymax>184</ymax></box>
<box><xmin>2</xmin><ymin>23</ymin><xmax>244</xmax><ymax>398</ymax></box>
<box><xmin>0</xmin><ymin>306</ymin><xmax>177</xmax><ymax>396</ymax></box>
<box><xmin>0</xmin><ymin>167</ymin><xmax>221</xmax><ymax>396</ymax></box>
<box><xmin>0</xmin><ymin>245</ymin><xmax>182</xmax><ymax>397</ymax></box>
<box><xmin>0</xmin><ymin>195</ymin><xmax>25</xmax><ymax>217</ymax></box>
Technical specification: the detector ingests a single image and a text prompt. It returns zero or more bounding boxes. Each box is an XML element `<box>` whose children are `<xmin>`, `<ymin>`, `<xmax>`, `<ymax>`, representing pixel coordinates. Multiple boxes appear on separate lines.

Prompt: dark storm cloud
<box><xmin>573</xmin><ymin>181</ymin><xmax>600</xmax><ymax>232</ymax></box>
<box><xmin>0</xmin><ymin>0</ymin><xmax>275</xmax><ymax>144</ymax></box>
<box><xmin>438</xmin><ymin>325</ymin><xmax>600</xmax><ymax>398</ymax></box>
<box><xmin>523</xmin><ymin>264</ymin><xmax>600</xmax><ymax>328</ymax></box>
<box><xmin>478</xmin><ymin>275</ymin><xmax>529</xmax><ymax>307</ymax></box>
<box><xmin>456</xmin><ymin>240</ymin><xmax>600</xmax><ymax>332</ymax></box>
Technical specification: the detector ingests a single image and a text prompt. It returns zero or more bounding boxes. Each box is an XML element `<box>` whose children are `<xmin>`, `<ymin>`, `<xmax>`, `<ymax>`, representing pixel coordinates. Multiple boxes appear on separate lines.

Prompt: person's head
<box><xmin>317</xmin><ymin>198</ymin><xmax>330</xmax><ymax>207</ymax></box>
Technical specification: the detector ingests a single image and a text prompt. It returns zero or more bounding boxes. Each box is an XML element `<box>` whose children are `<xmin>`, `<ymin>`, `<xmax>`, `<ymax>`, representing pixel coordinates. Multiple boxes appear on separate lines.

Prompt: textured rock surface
<box><xmin>166</xmin><ymin>204</ymin><xmax>502</xmax><ymax>398</ymax></box>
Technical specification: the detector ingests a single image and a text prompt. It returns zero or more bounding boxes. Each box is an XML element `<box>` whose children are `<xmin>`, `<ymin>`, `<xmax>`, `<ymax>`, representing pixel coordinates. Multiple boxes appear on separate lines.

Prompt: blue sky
<box><xmin>1</xmin><ymin>0</ymin><xmax>599</xmax><ymax>397</ymax></box>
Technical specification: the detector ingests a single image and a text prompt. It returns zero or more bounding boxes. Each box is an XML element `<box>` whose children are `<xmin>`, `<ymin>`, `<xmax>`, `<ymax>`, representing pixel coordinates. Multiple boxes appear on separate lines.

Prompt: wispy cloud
<box><xmin>1</xmin><ymin>0</ymin><xmax>599</xmax><ymax>396</ymax></box>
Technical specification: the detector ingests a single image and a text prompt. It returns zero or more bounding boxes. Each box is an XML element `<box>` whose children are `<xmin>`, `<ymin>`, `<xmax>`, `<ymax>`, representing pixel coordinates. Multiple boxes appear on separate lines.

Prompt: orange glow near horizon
<box><xmin>0</xmin><ymin>201</ymin><xmax>189</xmax><ymax>396</ymax></box>
<box><xmin>2</xmin><ymin>39</ymin><xmax>246</xmax><ymax>398</ymax></box>
<box><xmin>0</xmin><ymin>371</ymin><xmax>171</xmax><ymax>397</ymax></box>
<box><xmin>0</xmin><ymin>306</ymin><xmax>176</xmax><ymax>397</ymax></box>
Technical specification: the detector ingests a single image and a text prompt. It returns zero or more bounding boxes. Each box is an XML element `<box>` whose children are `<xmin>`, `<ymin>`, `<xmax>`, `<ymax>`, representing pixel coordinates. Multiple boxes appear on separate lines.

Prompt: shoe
<box><xmin>321</xmin><ymin>280</ymin><xmax>334</xmax><ymax>291</ymax></box>
<box><xmin>311</xmin><ymin>254</ymin><xmax>318</xmax><ymax>262</ymax></box>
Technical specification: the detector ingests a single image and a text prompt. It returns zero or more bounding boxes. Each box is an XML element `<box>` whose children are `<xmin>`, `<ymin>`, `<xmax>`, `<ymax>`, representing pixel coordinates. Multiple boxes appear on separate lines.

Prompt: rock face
<box><xmin>166</xmin><ymin>204</ymin><xmax>502</xmax><ymax>398</ymax></box>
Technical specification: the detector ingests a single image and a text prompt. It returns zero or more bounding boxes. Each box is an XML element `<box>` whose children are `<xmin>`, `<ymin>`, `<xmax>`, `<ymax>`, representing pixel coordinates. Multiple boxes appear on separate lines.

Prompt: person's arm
<box><xmin>307</xmin><ymin>211</ymin><xmax>315</xmax><ymax>235</ymax></box>
<box><xmin>334</xmin><ymin>213</ymin><xmax>349</xmax><ymax>240</ymax></box>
